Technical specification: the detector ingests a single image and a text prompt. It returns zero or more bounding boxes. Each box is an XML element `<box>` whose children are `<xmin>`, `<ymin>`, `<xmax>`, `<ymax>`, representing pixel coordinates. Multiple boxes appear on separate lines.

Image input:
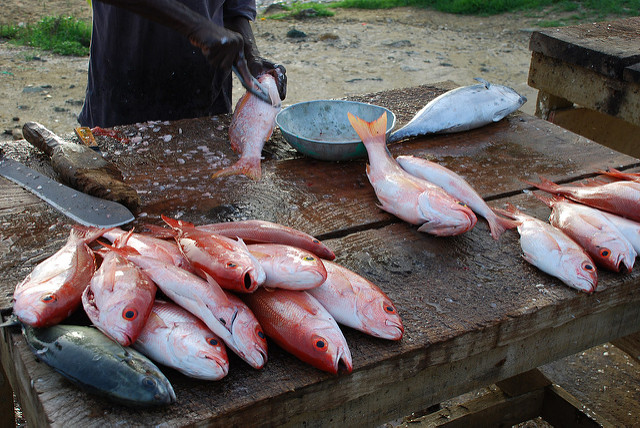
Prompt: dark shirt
<box><xmin>78</xmin><ymin>0</ymin><xmax>256</xmax><ymax>128</ymax></box>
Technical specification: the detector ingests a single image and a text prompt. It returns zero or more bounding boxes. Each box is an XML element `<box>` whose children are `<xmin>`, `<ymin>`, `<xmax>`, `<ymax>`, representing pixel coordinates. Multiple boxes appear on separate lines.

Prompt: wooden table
<box><xmin>2</xmin><ymin>84</ymin><xmax>640</xmax><ymax>427</ymax></box>
<box><xmin>528</xmin><ymin>17</ymin><xmax>640</xmax><ymax>157</ymax></box>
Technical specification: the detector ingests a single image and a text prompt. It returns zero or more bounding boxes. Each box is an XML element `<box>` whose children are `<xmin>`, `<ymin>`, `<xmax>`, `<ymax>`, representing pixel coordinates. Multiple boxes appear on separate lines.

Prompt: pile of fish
<box><xmin>11</xmin><ymin>218</ymin><xmax>403</xmax><ymax>405</ymax></box>
<box><xmin>496</xmin><ymin>170</ymin><xmax>640</xmax><ymax>294</ymax></box>
<box><xmin>347</xmin><ymin>111</ymin><xmax>518</xmax><ymax>240</ymax></box>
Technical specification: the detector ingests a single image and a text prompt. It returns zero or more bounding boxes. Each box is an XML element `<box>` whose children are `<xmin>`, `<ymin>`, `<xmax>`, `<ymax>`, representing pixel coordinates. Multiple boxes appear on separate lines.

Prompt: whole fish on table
<box><xmin>23</xmin><ymin>324</ymin><xmax>175</xmax><ymax>406</ymax></box>
<box><xmin>248</xmin><ymin>243</ymin><xmax>328</xmax><ymax>290</ymax></box>
<box><xmin>162</xmin><ymin>215</ymin><xmax>266</xmax><ymax>293</ymax></box>
<box><xmin>348</xmin><ymin>112</ymin><xmax>477</xmax><ymax>236</ymax></box>
<box><xmin>197</xmin><ymin>219</ymin><xmax>336</xmax><ymax>260</ymax></box>
<box><xmin>13</xmin><ymin>227</ymin><xmax>111</xmax><ymax>327</ymax></box>
<box><xmin>242</xmin><ymin>288</ymin><xmax>352</xmax><ymax>374</ymax></box>
<box><xmin>133</xmin><ymin>300</ymin><xmax>229</xmax><ymax>380</ymax></box>
<box><xmin>536</xmin><ymin>194</ymin><xmax>636</xmax><ymax>273</ymax></box>
<box><xmin>388</xmin><ymin>78</ymin><xmax>526</xmax><ymax>143</ymax></box>
<box><xmin>524</xmin><ymin>176</ymin><xmax>640</xmax><ymax>222</ymax></box>
<box><xmin>494</xmin><ymin>203</ymin><xmax>597</xmax><ymax>293</ymax></box>
<box><xmin>396</xmin><ymin>155</ymin><xmax>518</xmax><ymax>240</ymax></box>
<box><xmin>82</xmin><ymin>243</ymin><xmax>157</xmax><ymax>346</ymax></box>
<box><xmin>212</xmin><ymin>72</ymin><xmax>282</xmax><ymax>181</ymax></box>
<box><xmin>108</xmin><ymin>244</ymin><xmax>267</xmax><ymax>369</ymax></box>
<box><xmin>307</xmin><ymin>260</ymin><xmax>404</xmax><ymax>340</ymax></box>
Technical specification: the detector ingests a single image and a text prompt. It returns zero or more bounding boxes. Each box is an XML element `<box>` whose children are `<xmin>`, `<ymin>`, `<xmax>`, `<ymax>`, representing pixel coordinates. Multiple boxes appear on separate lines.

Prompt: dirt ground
<box><xmin>0</xmin><ymin>1</ymin><xmax>578</xmax><ymax>141</ymax></box>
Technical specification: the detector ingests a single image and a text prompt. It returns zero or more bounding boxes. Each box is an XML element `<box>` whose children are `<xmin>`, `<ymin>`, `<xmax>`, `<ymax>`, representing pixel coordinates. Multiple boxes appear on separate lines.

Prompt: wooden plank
<box><xmin>529</xmin><ymin>17</ymin><xmax>640</xmax><ymax>80</ymax></box>
<box><xmin>542</xmin><ymin>384</ymin><xmax>616</xmax><ymax>428</ymax></box>
<box><xmin>612</xmin><ymin>331</ymin><xmax>640</xmax><ymax>362</ymax></box>
<box><xmin>0</xmin><ymin>361</ymin><xmax>16</xmax><ymax>428</ymax></box>
<box><xmin>495</xmin><ymin>369</ymin><xmax>550</xmax><ymax>397</ymax></box>
<box><xmin>528</xmin><ymin>51</ymin><xmax>640</xmax><ymax>127</ymax></box>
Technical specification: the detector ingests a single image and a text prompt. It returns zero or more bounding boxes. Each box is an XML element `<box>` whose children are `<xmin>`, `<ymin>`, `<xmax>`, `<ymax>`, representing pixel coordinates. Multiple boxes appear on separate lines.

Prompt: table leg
<box><xmin>0</xmin><ymin>362</ymin><xmax>16</xmax><ymax>428</ymax></box>
<box><xmin>534</xmin><ymin>90</ymin><xmax>573</xmax><ymax>120</ymax></box>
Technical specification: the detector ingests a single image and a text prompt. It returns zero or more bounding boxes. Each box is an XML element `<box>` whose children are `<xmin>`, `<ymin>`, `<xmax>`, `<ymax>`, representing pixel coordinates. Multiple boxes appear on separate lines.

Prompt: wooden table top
<box><xmin>529</xmin><ymin>16</ymin><xmax>640</xmax><ymax>83</ymax></box>
<box><xmin>2</xmin><ymin>83</ymin><xmax>640</xmax><ymax>427</ymax></box>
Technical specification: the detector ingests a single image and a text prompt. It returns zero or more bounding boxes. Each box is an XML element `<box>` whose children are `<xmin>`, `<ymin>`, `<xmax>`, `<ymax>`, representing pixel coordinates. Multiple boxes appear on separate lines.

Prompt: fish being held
<box><xmin>23</xmin><ymin>324</ymin><xmax>175</xmax><ymax>406</ymax></box>
<box><xmin>396</xmin><ymin>155</ymin><xmax>518</xmax><ymax>240</ymax></box>
<box><xmin>388</xmin><ymin>78</ymin><xmax>526</xmax><ymax>143</ymax></box>
<box><xmin>495</xmin><ymin>203</ymin><xmax>597</xmax><ymax>293</ymax></box>
<box><xmin>242</xmin><ymin>287</ymin><xmax>352</xmax><ymax>374</ymax></box>
<box><xmin>307</xmin><ymin>260</ymin><xmax>404</xmax><ymax>340</ymax></box>
<box><xmin>348</xmin><ymin>112</ymin><xmax>477</xmax><ymax>236</ymax></box>
<box><xmin>212</xmin><ymin>72</ymin><xmax>282</xmax><ymax>181</ymax></box>
<box><xmin>13</xmin><ymin>227</ymin><xmax>109</xmax><ymax>327</ymax></box>
<box><xmin>133</xmin><ymin>300</ymin><xmax>229</xmax><ymax>380</ymax></box>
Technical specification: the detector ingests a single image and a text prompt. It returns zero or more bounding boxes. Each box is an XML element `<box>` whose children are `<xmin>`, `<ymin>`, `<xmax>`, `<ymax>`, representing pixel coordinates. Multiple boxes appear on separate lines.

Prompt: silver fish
<box><xmin>388</xmin><ymin>78</ymin><xmax>526</xmax><ymax>143</ymax></box>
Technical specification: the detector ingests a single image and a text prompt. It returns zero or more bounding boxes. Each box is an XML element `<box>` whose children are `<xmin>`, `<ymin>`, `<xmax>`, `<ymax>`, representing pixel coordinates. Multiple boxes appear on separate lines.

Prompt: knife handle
<box><xmin>22</xmin><ymin>122</ymin><xmax>64</xmax><ymax>157</ymax></box>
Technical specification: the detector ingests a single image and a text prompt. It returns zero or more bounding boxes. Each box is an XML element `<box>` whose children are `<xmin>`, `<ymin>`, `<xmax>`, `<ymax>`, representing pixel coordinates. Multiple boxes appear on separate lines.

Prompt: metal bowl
<box><xmin>275</xmin><ymin>100</ymin><xmax>396</xmax><ymax>161</ymax></box>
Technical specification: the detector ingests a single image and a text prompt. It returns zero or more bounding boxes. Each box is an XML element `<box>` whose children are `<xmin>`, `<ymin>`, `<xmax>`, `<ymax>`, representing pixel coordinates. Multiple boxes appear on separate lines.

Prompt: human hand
<box><xmin>247</xmin><ymin>57</ymin><xmax>287</xmax><ymax>101</ymax></box>
<box><xmin>187</xmin><ymin>22</ymin><xmax>245</xmax><ymax>71</ymax></box>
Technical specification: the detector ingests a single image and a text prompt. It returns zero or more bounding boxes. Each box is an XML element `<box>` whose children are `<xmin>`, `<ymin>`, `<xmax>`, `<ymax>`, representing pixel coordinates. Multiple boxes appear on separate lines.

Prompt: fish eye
<box><xmin>311</xmin><ymin>335</ymin><xmax>328</xmax><ymax>352</ymax></box>
<box><xmin>141</xmin><ymin>377</ymin><xmax>156</xmax><ymax>390</ymax></box>
<box><xmin>303</xmin><ymin>256</ymin><xmax>315</xmax><ymax>261</ymax></box>
<box><xmin>206</xmin><ymin>337</ymin><xmax>219</xmax><ymax>346</ymax></box>
<box><xmin>255</xmin><ymin>326</ymin><xmax>266</xmax><ymax>341</ymax></box>
<box><xmin>41</xmin><ymin>293</ymin><xmax>57</xmax><ymax>303</ymax></box>
<box><xmin>312</xmin><ymin>239</ymin><xmax>320</xmax><ymax>244</ymax></box>
<box><xmin>122</xmin><ymin>308</ymin><xmax>138</xmax><ymax>321</ymax></box>
<box><xmin>582</xmin><ymin>262</ymin><xmax>595</xmax><ymax>271</ymax></box>
<box><xmin>383</xmin><ymin>303</ymin><xmax>396</xmax><ymax>314</ymax></box>
<box><xmin>226</xmin><ymin>262</ymin><xmax>237</xmax><ymax>269</ymax></box>
<box><xmin>599</xmin><ymin>248</ymin><xmax>611</xmax><ymax>258</ymax></box>
<box><xmin>457</xmin><ymin>201</ymin><xmax>467</xmax><ymax>207</ymax></box>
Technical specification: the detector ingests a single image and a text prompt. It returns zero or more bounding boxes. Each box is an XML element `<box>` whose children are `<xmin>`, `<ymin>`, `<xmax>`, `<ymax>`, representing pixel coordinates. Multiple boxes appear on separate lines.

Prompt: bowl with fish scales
<box><xmin>276</xmin><ymin>100</ymin><xmax>396</xmax><ymax>161</ymax></box>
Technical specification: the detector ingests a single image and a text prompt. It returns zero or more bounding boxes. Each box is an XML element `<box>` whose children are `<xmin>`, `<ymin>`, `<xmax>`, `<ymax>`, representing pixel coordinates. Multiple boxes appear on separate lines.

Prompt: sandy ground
<box><xmin>0</xmin><ymin>1</ymin><xmax>571</xmax><ymax>141</ymax></box>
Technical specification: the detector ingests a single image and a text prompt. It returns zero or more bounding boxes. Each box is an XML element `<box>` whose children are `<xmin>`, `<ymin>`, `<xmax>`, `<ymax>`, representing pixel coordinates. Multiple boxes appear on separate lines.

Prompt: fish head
<box><xmin>122</xmin><ymin>348</ymin><xmax>177</xmax><ymax>406</ymax></box>
<box><xmin>13</xmin><ymin>281</ymin><xmax>76</xmax><ymax>327</ymax></box>
<box><xmin>168</xmin><ymin>323</ymin><xmax>229</xmax><ymax>380</ymax></box>
<box><xmin>559</xmin><ymin>252</ymin><xmax>598</xmax><ymax>293</ymax></box>
<box><xmin>488</xmin><ymin>84</ymin><xmax>527</xmax><ymax>121</ymax></box>
<box><xmin>229</xmin><ymin>302</ymin><xmax>268</xmax><ymax>369</ymax></box>
<box><xmin>590</xmin><ymin>234</ymin><xmax>636</xmax><ymax>273</ymax></box>
<box><xmin>302</xmin><ymin>323</ymin><xmax>353</xmax><ymax>375</ymax></box>
<box><xmin>355</xmin><ymin>291</ymin><xmax>404</xmax><ymax>340</ymax></box>
<box><xmin>417</xmin><ymin>193</ymin><xmax>478</xmax><ymax>236</ymax></box>
<box><xmin>269</xmin><ymin>247</ymin><xmax>328</xmax><ymax>289</ymax></box>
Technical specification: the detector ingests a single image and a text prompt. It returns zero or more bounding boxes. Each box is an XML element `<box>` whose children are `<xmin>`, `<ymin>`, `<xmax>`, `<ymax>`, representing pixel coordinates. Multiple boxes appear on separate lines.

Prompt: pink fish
<box><xmin>197</xmin><ymin>219</ymin><xmax>336</xmax><ymax>260</ymax></box>
<box><xmin>248</xmin><ymin>243</ymin><xmax>327</xmax><ymax>290</ymax></box>
<box><xmin>110</xmin><ymin>245</ymin><xmax>266</xmax><ymax>369</ymax></box>
<box><xmin>599</xmin><ymin>210</ymin><xmax>640</xmax><ymax>255</ymax></box>
<box><xmin>212</xmin><ymin>72</ymin><xmax>282</xmax><ymax>181</ymax></box>
<box><xmin>133</xmin><ymin>300</ymin><xmax>229</xmax><ymax>380</ymax></box>
<box><xmin>347</xmin><ymin>112</ymin><xmax>477</xmax><ymax>236</ymax></box>
<box><xmin>242</xmin><ymin>288</ymin><xmax>352</xmax><ymax>374</ymax></box>
<box><xmin>13</xmin><ymin>227</ymin><xmax>109</xmax><ymax>327</ymax></box>
<box><xmin>82</xmin><ymin>247</ymin><xmax>156</xmax><ymax>346</ymax></box>
<box><xmin>537</xmin><ymin>195</ymin><xmax>636</xmax><ymax>273</ymax></box>
<box><xmin>525</xmin><ymin>176</ymin><xmax>640</xmax><ymax>222</ymax></box>
<box><xmin>396</xmin><ymin>155</ymin><xmax>517</xmax><ymax>240</ymax></box>
<box><xmin>162</xmin><ymin>215</ymin><xmax>266</xmax><ymax>293</ymax></box>
<box><xmin>495</xmin><ymin>203</ymin><xmax>597</xmax><ymax>293</ymax></box>
<box><xmin>307</xmin><ymin>261</ymin><xmax>403</xmax><ymax>340</ymax></box>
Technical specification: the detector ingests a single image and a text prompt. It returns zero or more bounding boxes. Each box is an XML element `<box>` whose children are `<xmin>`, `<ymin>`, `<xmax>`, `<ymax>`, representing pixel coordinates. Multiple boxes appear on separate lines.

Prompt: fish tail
<box><xmin>71</xmin><ymin>225</ymin><xmax>115</xmax><ymax>244</ymax></box>
<box><xmin>347</xmin><ymin>112</ymin><xmax>388</xmax><ymax>146</ymax></box>
<box><xmin>521</xmin><ymin>176</ymin><xmax>560</xmax><ymax>194</ymax></box>
<box><xmin>486</xmin><ymin>211</ymin><xmax>520</xmax><ymax>240</ymax></box>
<box><xmin>212</xmin><ymin>158</ymin><xmax>262</xmax><ymax>181</ymax></box>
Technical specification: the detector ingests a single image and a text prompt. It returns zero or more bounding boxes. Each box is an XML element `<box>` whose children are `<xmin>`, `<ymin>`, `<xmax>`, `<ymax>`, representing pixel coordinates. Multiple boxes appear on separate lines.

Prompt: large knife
<box><xmin>0</xmin><ymin>150</ymin><xmax>135</xmax><ymax>227</ymax></box>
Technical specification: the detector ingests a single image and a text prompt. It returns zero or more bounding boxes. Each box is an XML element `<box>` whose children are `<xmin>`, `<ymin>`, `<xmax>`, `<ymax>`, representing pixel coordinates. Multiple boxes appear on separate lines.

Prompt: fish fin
<box><xmin>212</xmin><ymin>157</ymin><xmax>262</xmax><ymax>181</ymax></box>
<box><xmin>474</xmin><ymin>77</ymin><xmax>491</xmax><ymax>89</ymax></box>
<box><xmin>162</xmin><ymin>215</ymin><xmax>196</xmax><ymax>230</ymax></box>
<box><xmin>71</xmin><ymin>225</ymin><xmax>116</xmax><ymax>244</ymax></box>
<box><xmin>139</xmin><ymin>223</ymin><xmax>176</xmax><ymax>239</ymax></box>
<box><xmin>521</xmin><ymin>176</ymin><xmax>561</xmax><ymax>195</ymax></box>
<box><xmin>530</xmin><ymin>191</ymin><xmax>563</xmax><ymax>208</ymax></box>
<box><xmin>347</xmin><ymin>112</ymin><xmax>387</xmax><ymax>144</ymax></box>
<box><xmin>486</xmin><ymin>212</ymin><xmax>520</xmax><ymax>240</ymax></box>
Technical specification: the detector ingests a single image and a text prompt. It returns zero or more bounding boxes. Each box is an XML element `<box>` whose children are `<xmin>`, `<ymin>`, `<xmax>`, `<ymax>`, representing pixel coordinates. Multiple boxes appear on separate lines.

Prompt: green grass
<box><xmin>265</xmin><ymin>0</ymin><xmax>640</xmax><ymax>22</ymax></box>
<box><xmin>0</xmin><ymin>16</ymin><xmax>91</xmax><ymax>56</ymax></box>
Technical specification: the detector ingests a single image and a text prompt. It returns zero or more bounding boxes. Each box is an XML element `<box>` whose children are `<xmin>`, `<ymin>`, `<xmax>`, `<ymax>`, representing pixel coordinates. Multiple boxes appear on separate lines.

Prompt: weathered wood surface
<box><xmin>529</xmin><ymin>17</ymin><xmax>640</xmax><ymax>81</ymax></box>
<box><xmin>528</xmin><ymin>17</ymin><xmax>640</xmax><ymax>128</ymax></box>
<box><xmin>1</xmin><ymin>84</ymin><xmax>640</xmax><ymax>427</ymax></box>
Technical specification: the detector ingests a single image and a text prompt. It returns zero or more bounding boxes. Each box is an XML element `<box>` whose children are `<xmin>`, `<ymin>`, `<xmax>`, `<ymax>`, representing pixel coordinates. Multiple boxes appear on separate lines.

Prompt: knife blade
<box><xmin>0</xmin><ymin>155</ymin><xmax>135</xmax><ymax>228</ymax></box>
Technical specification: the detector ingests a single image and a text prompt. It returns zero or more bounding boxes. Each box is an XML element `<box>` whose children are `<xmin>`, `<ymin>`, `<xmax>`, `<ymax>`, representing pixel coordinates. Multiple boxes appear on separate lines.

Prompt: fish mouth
<box><xmin>334</xmin><ymin>347</ymin><xmax>353</xmax><ymax>375</ymax></box>
<box><xmin>383</xmin><ymin>320</ymin><xmax>405</xmax><ymax>341</ymax></box>
<box><xmin>245</xmin><ymin>346</ymin><xmax>268</xmax><ymax>369</ymax></box>
<box><xmin>204</xmin><ymin>354</ymin><xmax>230</xmax><ymax>377</ymax></box>
<box><xmin>617</xmin><ymin>256</ymin><xmax>634</xmax><ymax>274</ymax></box>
